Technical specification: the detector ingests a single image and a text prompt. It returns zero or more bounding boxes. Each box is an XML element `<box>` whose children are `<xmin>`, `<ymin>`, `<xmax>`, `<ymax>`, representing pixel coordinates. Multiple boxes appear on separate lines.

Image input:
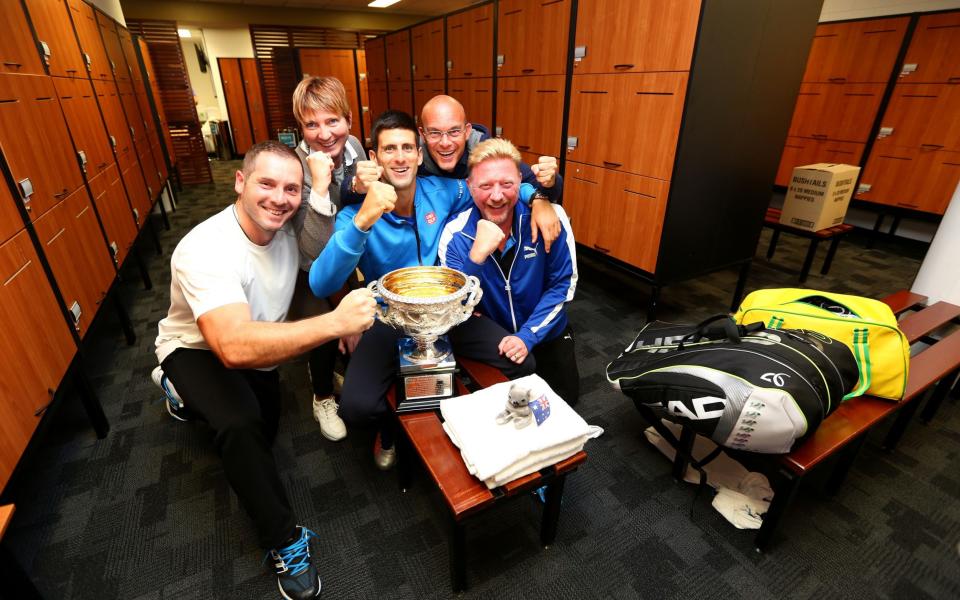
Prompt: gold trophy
<box><xmin>367</xmin><ymin>266</ymin><xmax>483</xmax><ymax>412</ymax></box>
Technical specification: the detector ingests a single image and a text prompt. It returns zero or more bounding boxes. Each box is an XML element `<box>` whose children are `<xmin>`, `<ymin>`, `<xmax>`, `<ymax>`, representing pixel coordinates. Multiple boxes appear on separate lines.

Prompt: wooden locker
<box><xmin>365</xmin><ymin>38</ymin><xmax>387</xmax><ymax>84</ymax></box>
<box><xmin>241</xmin><ymin>58</ymin><xmax>269</xmax><ymax>143</ymax></box>
<box><xmin>357</xmin><ymin>49</ymin><xmax>371</xmax><ymax>143</ymax></box>
<box><xmin>414</xmin><ymin>80</ymin><xmax>446</xmax><ymax>124</ymax></box>
<box><xmin>901</xmin><ymin>12</ymin><xmax>960</xmax><ymax>84</ymax></box>
<box><xmin>562</xmin><ymin>161</ymin><xmax>604</xmax><ymax>249</ymax></box>
<box><xmin>878</xmin><ymin>83</ymin><xmax>960</xmax><ymax>151</ymax></box>
<box><xmin>88</xmin><ymin>163</ymin><xmax>136</xmax><ymax>266</ymax></box>
<box><xmin>137</xmin><ymin>38</ymin><xmax>175</xmax><ymax>163</ymax></box>
<box><xmin>298</xmin><ymin>49</ymin><xmax>363</xmax><ymax>140</ymax></box>
<box><xmin>573</xmin><ymin>0</ymin><xmax>700</xmax><ymax>75</ymax></box>
<box><xmin>917</xmin><ymin>150</ymin><xmax>960</xmax><ymax>214</ymax></box>
<box><xmin>151</xmin><ymin>140</ymin><xmax>168</xmax><ymax>182</ymax></box>
<box><xmin>93</xmin><ymin>79</ymin><xmax>135</xmax><ymax>168</ymax></box>
<box><xmin>218</xmin><ymin>58</ymin><xmax>253</xmax><ymax>155</ymax></box>
<box><xmin>497</xmin><ymin>0</ymin><xmax>571</xmax><ymax>77</ymax></box>
<box><xmin>68</xmin><ymin>0</ymin><xmax>111</xmax><ymax>81</ymax></box>
<box><xmin>140</xmin><ymin>145</ymin><xmax>161</xmax><ymax>200</ymax></box>
<box><xmin>447</xmin><ymin>78</ymin><xmax>493</xmax><ymax>129</ymax></box>
<box><xmin>387</xmin><ymin>81</ymin><xmax>413</xmax><ymax>115</ymax></box>
<box><xmin>803</xmin><ymin>17</ymin><xmax>908</xmax><ymax>83</ymax></box>
<box><xmin>23</xmin><ymin>0</ymin><xmax>86</xmax><ymax>78</ymax></box>
<box><xmin>446</xmin><ymin>4</ymin><xmax>494</xmax><ymax>79</ymax></box>
<box><xmin>368</xmin><ymin>81</ymin><xmax>389</xmax><ymax>126</ymax></box>
<box><xmin>858</xmin><ymin>146</ymin><xmax>960</xmax><ymax>214</ymax></box>
<box><xmin>31</xmin><ymin>186</ymin><xmax>114</xmax><ymax>339</ymax></box>
<box><xmin>122</xmin><ymin>162</ymin><xmax>151</xmax><ymax>228</ymax></box>
<box><xmin>118</xmin><ymin>26</ymin><xmax>140</xmax><ymax>84</ymax></box>
<box><xmin>96</xmin><ymin>10</ymin><xmax>126</xmax><ymax>82</ymax></box>
<box><xmin>386</xmin><ymin>30</ymin><xmax>411</xmax><ymax>82</ymax></box>
<box><xmin>566</xmin><ymin>72</ymin><xmax>687</xmax><ymax>180</ymax></box>
<box><xmin>0</xmin><ymin>230</ymin><xmax>76</xmax><ymax>490</ymax></box>
<box><xmin>411</xmin><ymin>20</ymin><xmax>444</xmax><ymax>81</ymax></box>
<box><xmin>53</xmin><ymin>77</ymin><xmax>113</xmax><ymax>180</ymax></box>
<box><xmin>496</xmin><ymin>76</ymin><xmax>564</xmax><ymax>157</ymax></box>
<box><xmin>0</xmin><ymin>73</ymin><xmax>84</xmax><ymax>221</ymax></box>
<box><xmin>786</xmin><ymin>83</ymin><xmax>884</xmax><ymax>142</ymax></box>
<box><xmin>0</xmin><ymin>1</ymin><xmax>45</xmax><ymax>76</ymax></box>
<box><xmin>775</xmin><ymin>137</ymin><xmax>864</xmax><ymax>186</ymax></box>
<box><xmin>118</xmin><ymin>82</ymin><xmax>145</xmax><ymax>148</ymax></box>
<box><xmin>0</xmin><ymin>177</ymin><xmax>24</xmax><ymax>245</ymax></box>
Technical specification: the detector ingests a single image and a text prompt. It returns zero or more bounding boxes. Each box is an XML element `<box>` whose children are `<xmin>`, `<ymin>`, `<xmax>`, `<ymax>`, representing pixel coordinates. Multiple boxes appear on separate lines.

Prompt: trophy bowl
<box><xmin>367</xmin><ymin>266</ymin><xmax>483</xmax><ymax>364</ymax></box>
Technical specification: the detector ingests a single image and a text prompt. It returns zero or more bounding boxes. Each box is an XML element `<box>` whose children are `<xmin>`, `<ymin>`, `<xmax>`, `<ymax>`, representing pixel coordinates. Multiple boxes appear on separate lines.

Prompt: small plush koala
<box><xmin>495</xmin><ymin>383</ymin><xmax>534</xmax><ymax>429</ymax></box>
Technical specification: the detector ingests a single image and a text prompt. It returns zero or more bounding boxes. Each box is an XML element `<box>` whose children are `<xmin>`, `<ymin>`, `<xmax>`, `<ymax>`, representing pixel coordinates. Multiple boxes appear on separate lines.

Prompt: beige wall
<box><xmin>90</xmin><ymin>0</ymin><xmax>126</xmax><ymax>25</ymax></box>
<box><xmin>180</xmin><ymin>30</ymin><xmax>220</xmax><ymax>122</ymax></box>
<box><xmin>821</xmin><ymin>0</ymin><xmax>960</xmax><ymax>21</ymax></box>
<box><xmin>120</xmin><ymin>0</ymin><xmax>421</xmax><ymax>30</ymax></box>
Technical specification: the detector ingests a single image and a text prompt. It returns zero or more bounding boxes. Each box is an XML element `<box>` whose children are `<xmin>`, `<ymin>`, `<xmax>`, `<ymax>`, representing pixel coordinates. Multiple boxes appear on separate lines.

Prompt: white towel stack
<box><xmin>440</xmin><ymin>374</ymin><xmax>603</xmax><ymax>489</ymax></box>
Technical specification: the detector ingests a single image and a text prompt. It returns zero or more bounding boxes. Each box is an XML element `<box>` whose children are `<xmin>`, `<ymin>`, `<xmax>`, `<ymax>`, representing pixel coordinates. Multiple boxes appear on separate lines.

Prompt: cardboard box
<box><xmin>780</xmin><ymin>163</ymin><xmax>861</xmax><ymax>231</ymax></box>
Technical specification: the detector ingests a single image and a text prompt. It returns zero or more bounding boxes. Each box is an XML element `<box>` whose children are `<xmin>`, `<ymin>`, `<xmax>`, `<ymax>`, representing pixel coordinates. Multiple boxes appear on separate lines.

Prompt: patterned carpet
<box><xmin>3</xmin><ymin>160</ymin><xmax>958</xmax><ymax>599</ymax></box>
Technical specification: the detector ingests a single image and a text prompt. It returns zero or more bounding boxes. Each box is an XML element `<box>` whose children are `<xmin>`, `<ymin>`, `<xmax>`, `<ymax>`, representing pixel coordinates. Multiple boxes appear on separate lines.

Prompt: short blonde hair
<box><xmin>467</xmin><ymin>137</ymin><xmax>521</xmax><ymax>172</ymax></box>
<box><xmin>292</xmin><ymin>76</ymin><xmax>351</xmax><ymax>126</ymax></box>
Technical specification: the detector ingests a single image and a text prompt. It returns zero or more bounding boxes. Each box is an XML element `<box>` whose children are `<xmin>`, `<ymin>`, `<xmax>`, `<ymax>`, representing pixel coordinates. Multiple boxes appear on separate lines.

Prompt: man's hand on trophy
<box><xmin>498</xmin><ymin>335</ymin><xmax>529</xmax><ymax>364</ymax></box>
<box><xmin>530</xmin><ymin>197</ymin><xmax>560</xmax><ymax>253</ymax></box>
<box><xmin>354</xmin><ymin>181</ymin><xmax>396</xmax><ymax>231</ymax></box>
<box><xmin>531</xmin><ymin>156</ymin><xmax>558</xmax><ymax>189</ymax></box>
<box><xmin>469</xmin><ymin>219</ymin><xmax>505</xmax><ymax>264</ymax></box>
<box><xmin>332</xmin><ymin>288</ymin><xmax>377</xmax><ymax>335</ymax></box>
<box><xmin>352</xmin><ymin>159</ymin><xmax>383</xmax><ymax>194</ymax></box>
<box><xmin>306</xmin><ymin>151</ymin><xmax>335</xmax><ymax>191</ymax></box>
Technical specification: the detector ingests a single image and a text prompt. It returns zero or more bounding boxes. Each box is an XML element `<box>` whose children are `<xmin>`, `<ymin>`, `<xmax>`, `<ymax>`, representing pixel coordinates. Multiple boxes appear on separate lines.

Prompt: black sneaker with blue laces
<box><xmin>268</xmin><ymin>526</ymin><xmax>321</xmax><ymax>600</ymax></box>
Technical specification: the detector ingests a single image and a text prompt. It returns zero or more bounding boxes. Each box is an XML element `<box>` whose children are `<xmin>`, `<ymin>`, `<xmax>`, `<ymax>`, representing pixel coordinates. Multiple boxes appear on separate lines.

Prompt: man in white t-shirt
<box><xmin>154</xmin><ymin>140</ymin><xmax>377</xmax><ymax>600</ymax></box>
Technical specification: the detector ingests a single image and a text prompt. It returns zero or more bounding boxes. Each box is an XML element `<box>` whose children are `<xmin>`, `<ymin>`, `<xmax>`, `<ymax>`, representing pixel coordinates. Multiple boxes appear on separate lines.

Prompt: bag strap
<box><xmin>678</xmin><ymin>316</ymin><xmax>763</xmax><ymax>350</ymax></box>
<box><xmin>843</xmin><ymin>327</ymin><xmax>872</xmax><ymax>400</ymax></box>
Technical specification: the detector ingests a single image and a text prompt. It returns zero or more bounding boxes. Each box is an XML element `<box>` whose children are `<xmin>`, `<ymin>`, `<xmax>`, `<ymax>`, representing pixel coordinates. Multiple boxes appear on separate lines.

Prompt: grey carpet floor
<box><xmin>3</xmin><ymin>160</ymin><xmax>958</xmax><ymax>599</ymax></box>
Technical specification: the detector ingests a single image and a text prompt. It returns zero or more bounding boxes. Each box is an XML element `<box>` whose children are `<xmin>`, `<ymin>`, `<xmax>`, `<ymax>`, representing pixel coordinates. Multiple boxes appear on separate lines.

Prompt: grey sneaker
<box><xmin>373</xmin><ymin>433</ymin><xmax>396</xmax><ymax>470</ymax></box>
<box><xmin>312</xmin><ymin>396</ymin><xmax>346</xmax><ymax>441</ymax></box>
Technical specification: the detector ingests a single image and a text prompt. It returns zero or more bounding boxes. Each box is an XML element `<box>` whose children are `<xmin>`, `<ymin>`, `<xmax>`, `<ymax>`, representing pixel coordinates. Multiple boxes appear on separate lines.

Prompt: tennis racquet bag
<box><xmin>606</xmin><ymin>316</ymin><xmax>860</xmax><ymax>454</ymax></box>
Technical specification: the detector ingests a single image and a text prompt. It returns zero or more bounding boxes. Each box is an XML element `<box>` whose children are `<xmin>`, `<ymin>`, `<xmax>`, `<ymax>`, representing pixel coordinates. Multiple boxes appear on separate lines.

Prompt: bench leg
<box><xmin>135</xmin><ymin>248</ymin><xmax>153</xmax><ymax>291</ymax></box>
<box><xmin>883</xmin><ymin>389</ymin><xmax>929</xmax><ymax>450</ymax></box>
<box><xmin>157</xmin><ymin>195</ymin><xmax>171</xmax><ymax>230</ymax></box>
<box><xmin>799</xmin><ymin>239</ymin><xmax>820</xmax><ymax>284</ymax></box>
<box><xmin>113</xmin><ymin>292</ymin><xmax>136</xmax><ymax>346</ymax></box>
<box><xmin>540</xmin><ymin>474</ymin><xmax>567</xmax><ymax>547</ymax></box>
<box><xmin>821</xmin><ymin>236</ymin><xmax>843</xmax><ymax>275</ymax></box>
<box><xmin>921</xmin><ymin>369</ymin><xmax>959</xmax><ymax>424</ymax></box>
<box><xmin>449</xmin><ymin>515</ymin><xmax>467</xmax><ymax>593</ymax></box>
<box><xmin>646</xmin><ymin>284</ymin><xmax>660</xmax><ymax>324</ymax></box>
<box><xmin>868</xmin><ymin>213</ymin><xmax>885</xmax><ymax>249</ymax></box>
<box><xmin>766</xmin><ymin>230</ymin><xmax>781</xmax><ymax>259</ymax></box>
<box><xmin>730</xmin><ymin>260</ymin><xmax>751</xmax><ymax>312</ymax></box>
<box><xmin>73</xmin><ymin>357</ymin><xmax>109</xmax><ymax>439</ymax></box>
<box><xmin>149</xmin><ymin>217</ymin><xmax>163</xmax><ymax>256</ymax></box>
<box><xmin>755</xmin><ymin>466</ymin><xmax>802</xmax><ymax>552</ymax></box>
<box><xmin>396</xmin><ymin>425</ymin><xmax>415</xmax><ymax>493</ymax></box>
<box><xmin>825</xmin><ymin>434</ymin><xmax>867</xmax><ymax>495</ymax></box>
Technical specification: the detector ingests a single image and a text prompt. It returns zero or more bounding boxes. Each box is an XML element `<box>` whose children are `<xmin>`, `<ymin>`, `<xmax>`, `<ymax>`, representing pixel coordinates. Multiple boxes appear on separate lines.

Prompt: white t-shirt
<box><xmin>155</xmin><ymin>205</ymin><xmax>298</xmax><ymax>367</ymax></box>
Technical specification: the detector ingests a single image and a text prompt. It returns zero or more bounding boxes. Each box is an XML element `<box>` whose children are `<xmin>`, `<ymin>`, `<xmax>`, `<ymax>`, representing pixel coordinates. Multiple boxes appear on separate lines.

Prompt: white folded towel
<box><xmin>440</xmin><ymin>374</ymin><xmax>602</xmax><ymax>484</ymax></box>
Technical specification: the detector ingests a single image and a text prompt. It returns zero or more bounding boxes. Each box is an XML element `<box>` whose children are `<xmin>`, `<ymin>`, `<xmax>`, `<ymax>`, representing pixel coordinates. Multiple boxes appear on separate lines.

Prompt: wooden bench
<box><xmin>763</xmin><ymin>207</ymin><xmax>854</xmax><ymax>282</ymax></box>
<box><xmin>388</xmin><ymin>357</ymin><xmax>587</xmax><ymax>592</ymax></box>
<box><xmin>754</xmin><ymin>295</ymin><xmax>960</xmax><ymax>550</ymax></box>
<box><xmin>1</xmin><ymin>504</ymin><xmax>42</xmax><ymax>599</ymax></box>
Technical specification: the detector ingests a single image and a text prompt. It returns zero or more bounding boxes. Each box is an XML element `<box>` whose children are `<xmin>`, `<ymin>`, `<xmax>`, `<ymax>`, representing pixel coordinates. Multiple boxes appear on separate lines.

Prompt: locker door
<box><xmin>856</xmin><ymin>147</ymin><xmax>917</xmax><ymax>208</ymax></box>
<box><xmin>365</xmin><ymin>38</ymin><xmax>387</xmax><ymax>84</ymax></box>
<box><xmin>23</xmin><ymin>0</ymin><xmax>86</xmax><ymax>78</ymax></box>
<box><xmin>151</xmin><ymin>139</ymin><xmax>168</xmax><ymax>181</ymax></box>
<box><xmin>497</xmin><ymin>76</ymin><xmax>564</xmax><ymax>157</ymax></box>
<box><xmin>118</xmin><ymin>26</ymin><xmax>140</xmax><ymax>84</ymax></box>
<box><xmin>447</xmin><ymin>4</ymin><xmax>493</xmax><ymax>79</ymax></box>
<box><xmin>411</xmin><ymin>20</ymin><xmax>444</xmax><ymax>82</ymax></box>
<box><xmin>0</xmin><ymin>177</ymin><xmax>24</xmax><ymax>245</ymax></box>
<box><xmin>414</xmin><ymin>80</ymin><xmax>446</xmax><ymax>125</ymax></box>
<box><xmin>368</xmin><ymin>81</ymin><xmax>389</xmax><ymax>126</ymax></box>
<box><xmin>387</xmin><ymin>81</ymin><xmax>413</xmax><ymax>115</ymax></box>
<box><xmin>298</xmin><ymin>49</ymin><xmax>362</xmax><ymax>140</ymax></box>
<box><xmin>901</xmin><ymin>12</ymin><xmax>960</xmax><ymax>84</ymax></box>
<box><xmin>917</xmin><ymin>151</ymin><xmax>960</xmax><ymax>214</ymax></box>
<box><xmin>54</xmin><ymin>77</ymin><xmax>114</xmax><ymax>180</ymax></box>
<box><xmin>776</xmin><ymin>137</ymin><xmax>814</xmax><ymax>187</ymax></box>
<box><xmin>219</xmin><ymin>58</ymin><xmax>252</xmax><ymax>154</ymax></box>
<box><xmin>0</xmin><ymin>230</ymin><xmax>76</xmax><ymax>489</ymax></box>
<box><xmin>93</xmin><ymin>79</ymin><xmax>134</xmax><ymax>168</ymax></box>
<box><xmin>140</xmin><ymin>145</ymin><xmax>162</xmax><ymax>200</ymax></box>
<box><xmin>787</xmin><ymin>83</ymin><xmax>829</xmax><ymax>138</ymax></box>
<box><xmin>845</xmin><ymin>17</ymin><xmax>909</xmax><ymax>83</ymax></box>
<box><xmin>122</xmin><ymin>162</ymin><xmax>151</xmax><ymax>228</ymax></box>
<box><xmin>880</xmin><ymin>83</ymin><xmax>960</xmax><ymax>151</ymax></box>
<box><xmin>88</xmin><ymin>163</ymin><xmax>136</xmax><ymax>266</ymax></box>
<box><xmin>118</xmin><ymin>81</ymin><xmax>146</xmax><ymax>150</ymax></box>
<box><xmin>68</xmin><ymin>0</ymin><xmax>111</xmax><ymax>80</ymax></box>
<box><xmin>449</xmin><ymin>78</ymin><xmax>493</xmax><ymax>131</ymax></box>
<box><xmin>802</xmin><ymin>22</ymin><xmax>854</xmax><ymax>82</ymax></box>
<box><xmin>0</xmin><ymin>1</ymin><xmax>45</xmax><ymax>76</ymax></box>
<box><xmin>0</xmin><ymin>73</ymin><xmax>84</xmax><ymax>221</ymax></box>
<box><xmin>606</xmin><ymin>170</ymin><xmax>669</xmax><ymax>272</ymax></box>
<box><xmin>241</xmin><ymin>59</ymin><xmax>269</xmax><ymax>143</ymax></box>
<box><xmin>563</xmin><ymin>161</ymin><xmax>604</xmax><ymax>249</ymax></box>
<box><xmin>32</xmin><ymin>186</ymin><xmax>114</xmax><ymax>339</ymax></box>
<box><xmin>386</xmin><ymin>30</ymin><xmax>411</xmax><ymax>82</ymax></box>
<box><xmin>97</xmin><ymin>11</ymin><xmax>126</xmax><ymax>82</ymax></box>
<box><xmin>573</xmin><ymin>0</ymin><xmax>700</xmax><ymax>75</ymax></box>
<box><xmin>497</xmin><ymin>0</ymin><xmax>570</xmax><ymax>77</ymax></box>
<box><xmin>827</xmin><ymin>83</ymin><xmax>886</xmax><ymax>142</ymax></box>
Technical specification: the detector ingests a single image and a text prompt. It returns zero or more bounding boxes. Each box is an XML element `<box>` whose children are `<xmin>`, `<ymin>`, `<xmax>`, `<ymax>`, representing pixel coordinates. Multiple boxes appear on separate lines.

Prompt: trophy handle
<box><xmin>366</xmin><ymin>280</ymin><xmax>390</xmax><ymax>322</ymax></box>
<box><xmin>460</xmin><ymin>275</ymin><xmax>484</xmax><ymax>321</ymax></box>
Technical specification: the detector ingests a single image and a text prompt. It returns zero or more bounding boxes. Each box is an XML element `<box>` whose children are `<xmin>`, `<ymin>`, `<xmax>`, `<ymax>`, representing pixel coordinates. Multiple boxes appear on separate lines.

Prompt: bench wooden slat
<box><xmin>0</xmin><ymin>504</ymin><xmax>13</xmax><ymax>540</ymax></box>
<box><xmin>898</xmin><ymin>301</ymin><xmax>960</xmax><ymax>344</ymax></box>
<box><xmin>764</xmin><ymin>207</ymin><xmax>853</xmax><ymax>238</ymax></box>
<box><xmin>881</xmin><ymin>290</ymin><xmax>927</xmax><ymax>316</ymax></box>
<box><xmin>784</xmin><ymin>327</ymin><xmax>960</xmax><ymax>472</ymax></box>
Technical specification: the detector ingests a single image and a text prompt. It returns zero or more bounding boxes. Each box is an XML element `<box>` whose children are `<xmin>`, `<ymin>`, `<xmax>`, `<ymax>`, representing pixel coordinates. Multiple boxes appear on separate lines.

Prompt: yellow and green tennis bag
<box><xmin>733</xmin><ymin>289</ymin><xmax>909</xmax><ymax>401</ymax></box>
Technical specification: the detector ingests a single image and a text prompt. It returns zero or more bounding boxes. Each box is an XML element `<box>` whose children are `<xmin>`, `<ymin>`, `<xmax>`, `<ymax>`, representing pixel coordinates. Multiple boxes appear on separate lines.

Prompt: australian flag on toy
<box><xmin>529</xmin><ymin>393</ymin><xmax>551</xmax><ymax>426</ymax></box>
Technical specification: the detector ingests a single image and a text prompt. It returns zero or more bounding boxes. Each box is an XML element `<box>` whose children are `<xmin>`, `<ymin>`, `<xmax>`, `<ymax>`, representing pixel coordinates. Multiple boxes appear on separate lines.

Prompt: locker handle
<box><xmin>3</xmin><ymin>61</ymin><xmax>23</xmax><ymax>67</ymax></box>
<box><xmin>98</xmin><ymin>162</ymin><xmax>108</xmax><ymax>169</ymax></box>
<box><xmin>920</xmin><ymin>144</ymin><xmax>944</xmax><ymax>150</ymax></box>
<box><xmin>522</xmin><ymin>68</ymin><xmax>535</xmax><ymax>74</ymax></box>
<box><xmin>947</xmin><ymin>77</ymin><xmax>960</xmax><ymax>83</ymax></box>
<box><xmin>54</xmin><ymin>188</ymin><xmax>70</xmax><ymax>199</ymax></box>
<box><xmin>517</xmin><ymin>145</ymin><xmax>531</xmax><ymax>151</ymax></box>
<box><xmin>593</xmin><ymin>244</ymin><xmax>611</xmax><ymax>254</ymax></box>
<box><xmin>613</xmin><ymin>64</ymin><xmax>634</xmax><ymax>70</ymax></box>
<box><xmin>603</xmin><ymin>161</ymin><xmax>623</xmax><ymax>168</ymax></box>
<box><xmin>828</xmin><ymin>77</ymin><xmax>846</xmax><ymax>82</ymax></box>
<box><xmin>463</xmin><ymin>72</ymin><xmax>473</xmax><ymax>76</ymax></box>
<box><xmin>34</xmin><ymin>392</ymin><xmax>55</xmax><ymax>417</ymax></box>
<box><xmin>811</xmin><ymin>133</ymin><xmax>828</xmax><ymax>139</ymax></box>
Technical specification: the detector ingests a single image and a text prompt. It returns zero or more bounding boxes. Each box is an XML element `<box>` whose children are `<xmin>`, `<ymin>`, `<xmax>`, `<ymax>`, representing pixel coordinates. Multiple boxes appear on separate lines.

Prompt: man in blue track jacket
<box><xmin>439</xmin><ymin>138</ymin><xmax>580</xmax><ymax>405</ymax></box>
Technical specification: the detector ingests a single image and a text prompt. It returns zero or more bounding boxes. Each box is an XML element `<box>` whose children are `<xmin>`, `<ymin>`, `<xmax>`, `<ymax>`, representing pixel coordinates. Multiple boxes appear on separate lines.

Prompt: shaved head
<box><xmin>420</xmin><ymin>95</ymin><xmax>466</xmax><ymax>125</ymax></box>
<box><xmin>419</xmin><ymin>95</ymin><xmax>472</xmax><ymax>173</ymax></box>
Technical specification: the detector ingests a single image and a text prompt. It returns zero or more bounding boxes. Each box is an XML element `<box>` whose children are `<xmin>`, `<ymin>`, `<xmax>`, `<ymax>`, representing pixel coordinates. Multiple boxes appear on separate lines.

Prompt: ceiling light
<box><xmin>368</xmin><ymin>0</ymin><xmax>402</xmax><ymax>7</ymax></box>
<box><xmin>177</xmin><ymin>28</ymin><xmax>192</xmax><ymax>38</ymax></box>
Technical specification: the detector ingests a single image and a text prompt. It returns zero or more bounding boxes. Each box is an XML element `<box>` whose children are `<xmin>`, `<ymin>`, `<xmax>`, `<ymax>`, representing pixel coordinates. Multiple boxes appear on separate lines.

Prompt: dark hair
<box><xmin>241</xmin><ymin>140</ymin><xmax>302</xmax><ymax>175</ymax></box>
<box><xmin>370</xmin><ymin>110</ymin><xmax>418</xmax><ymax>151</ymax></box>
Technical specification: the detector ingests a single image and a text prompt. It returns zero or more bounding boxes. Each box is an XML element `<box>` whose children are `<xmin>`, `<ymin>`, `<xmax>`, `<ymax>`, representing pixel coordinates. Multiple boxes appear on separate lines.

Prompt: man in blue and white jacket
<box><xmin>439</xmin><ymin>138</ymin><xmax>580</xmax><ymax>405</ymax></box>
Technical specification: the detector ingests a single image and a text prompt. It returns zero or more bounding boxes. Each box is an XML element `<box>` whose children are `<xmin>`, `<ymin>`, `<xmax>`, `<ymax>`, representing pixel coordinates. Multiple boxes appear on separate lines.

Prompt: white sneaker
<box><xmin>152</xmin><ymin>366</ymin><xmax>189</xmax><ymax>422</ymax></box>
<box><xmin>313</xmin><ymin>395</ymin><xmax>346</xmax><ymax>441</ymax></box>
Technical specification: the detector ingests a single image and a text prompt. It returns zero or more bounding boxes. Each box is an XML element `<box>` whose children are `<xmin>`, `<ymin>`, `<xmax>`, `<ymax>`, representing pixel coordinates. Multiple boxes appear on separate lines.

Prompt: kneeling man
<box><xmin>439</xmin><ymin>138</ymin><xmax>580</xmax><ymax>404</ymax></box>
<box><xmin>154</xmin><ymin>140</ymin><xmax>377</xmax><ymax>599</ymax></box>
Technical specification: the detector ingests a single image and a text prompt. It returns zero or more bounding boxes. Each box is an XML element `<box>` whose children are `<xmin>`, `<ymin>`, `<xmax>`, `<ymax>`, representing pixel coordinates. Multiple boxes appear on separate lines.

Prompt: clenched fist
<box><xmin>306</xmin><ymin>151</ymin><xmax>335</xmax><ymax>193</ymax></box>
<box><xmin>352</xmin><ymin>160</ymin><xmax>384</xmax><ymax>194</ymax></box>
<box><xmin>470</xmin><ymin>219</ymin><xmax>505</xmax><ymax>264</ymax></box>
<box><xmin>354</xmin><ymin>181</ymin><xmax>397</xmax><ymax>231</ymax></box>
<box><xmin>332</xmin><ymin>288</ymin><xmax>377</xmax><ymax>336</ymax></box>
<box><xmin>531</xmin><ymin>156</ymin><xmax>558</xmax><ymax>189</ymax></box>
